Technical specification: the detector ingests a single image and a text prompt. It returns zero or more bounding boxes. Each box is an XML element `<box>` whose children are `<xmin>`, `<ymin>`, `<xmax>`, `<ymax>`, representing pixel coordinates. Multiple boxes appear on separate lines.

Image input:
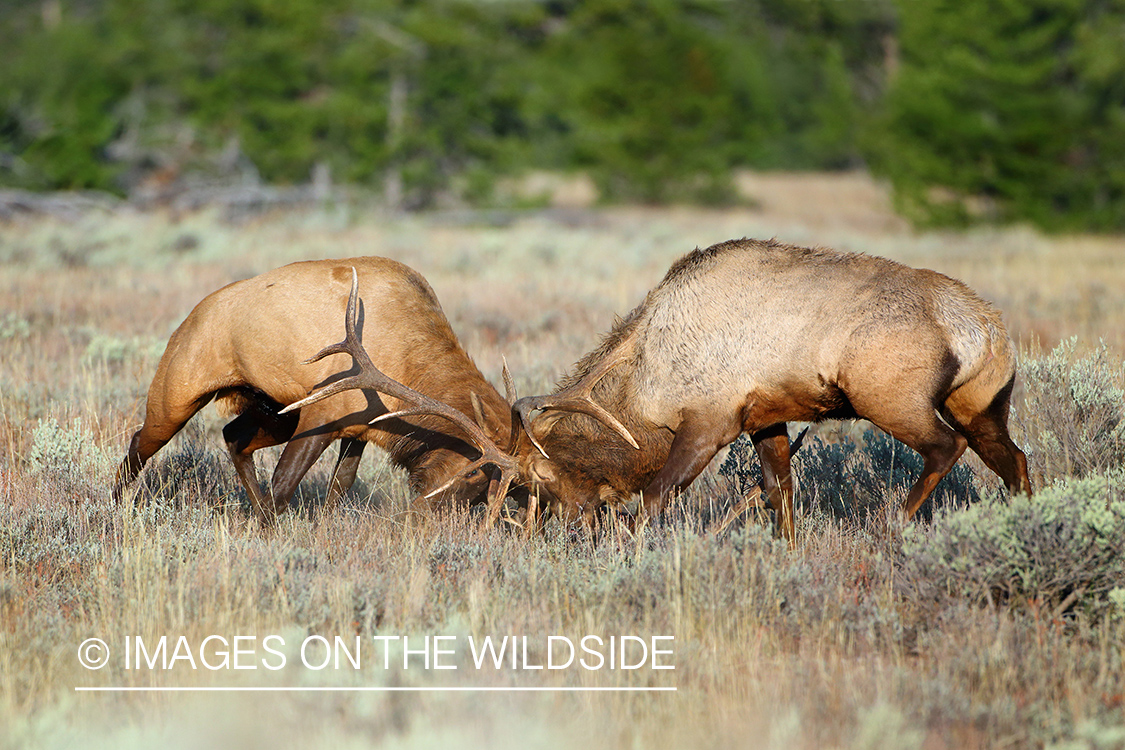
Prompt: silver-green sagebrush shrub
<box><xmin>26</xmin><ymin>417</ymin><xmax>112</xmax><ymax>496</ymax></box>
<box><xmin>0</xmin><ymin>312</ymin><xmax>31</xmax><ymax>340</ymax></box>
<box><xmin>1046</xmin><ymin>720</ymin><xmax>1125</xmax><ymax>750</ymax></box>
<box><xmin>83</xmin><ymin>332</ymin><xmax>164</xmax><ymax>366</ymax></box>
<box><xmin>1017</xmin><ymin>339</ymin><xmax>1125</xmax><ymax>482</ymax></box>
<box><xmin>720</xmin><ymin>428</ymin><xmax>981</xmax><ymax>521</ymax></box>
<box><xmin>897</xmin><ymin>470</ymin><xmax>1125</xmax><ymax>622</ymax></box>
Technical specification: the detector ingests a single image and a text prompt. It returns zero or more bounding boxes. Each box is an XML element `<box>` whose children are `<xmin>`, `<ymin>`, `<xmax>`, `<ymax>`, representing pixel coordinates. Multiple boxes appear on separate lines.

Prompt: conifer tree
<box><xmin>874</xmin><ymin>0</ymin><xmax>1125</xmax><ymax>230</ymax></box>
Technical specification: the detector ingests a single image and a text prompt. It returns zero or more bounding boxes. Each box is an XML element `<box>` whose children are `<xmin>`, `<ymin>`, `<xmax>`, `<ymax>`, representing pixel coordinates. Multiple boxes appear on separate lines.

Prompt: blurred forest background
<box><xmin>2</xmin><ymin>0</ymin><xmax>1125</xmax><ymax>230</ymax></box>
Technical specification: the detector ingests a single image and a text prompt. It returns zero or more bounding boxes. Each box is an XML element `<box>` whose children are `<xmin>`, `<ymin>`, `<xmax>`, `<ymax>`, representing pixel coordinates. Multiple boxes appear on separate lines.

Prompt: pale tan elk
<box><xmin>508</xmin><ymin>238</ymin><xmax>1032</xmax><ymax>541</ymax></box>
<box><xmin>113</xmin><ymin>258</ymin><xmax>520</xmax><ymax>522</ymax></box>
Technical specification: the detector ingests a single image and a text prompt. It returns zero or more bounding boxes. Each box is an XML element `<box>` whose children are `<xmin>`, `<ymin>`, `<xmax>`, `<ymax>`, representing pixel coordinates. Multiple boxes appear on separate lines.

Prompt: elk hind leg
<box><xmin>881</xmin><ymin>411</ymin><xmax>968</xmax><ymax>519</ymax></box>
<box><xmin>751</xmin><ymin>423</ymin><xmax>795</xmax><ymax>544</ymax></box>
<box><xmin>942</xmin><ymin>376</ymin><xmax>1031</xmax><ymax>497</ymax></box>
<box><xmin>844</xmin><ymin>346</ymin><xmax>972</xmax><ymax>518</ymax></box>
<box><xmin>855</xmin><ymin>393</ymin><xmax>968</xmax><ymax>519</ymax></box>
<box><xmin>903</xmin><ymin>425</ymin><xmax>968</xmax><ymax>518</ymax></box>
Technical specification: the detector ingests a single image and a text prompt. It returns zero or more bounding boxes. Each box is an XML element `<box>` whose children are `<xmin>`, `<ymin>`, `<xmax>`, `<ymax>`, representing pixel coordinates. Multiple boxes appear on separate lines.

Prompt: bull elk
<box><xmin>113</xmin><ymin>258</ymin><xmax>519</xmax><ymax>521</ymax></box>
<box><xmin>510</xmin><ymin>238</ymin><xmax>1032</xmax><ymax>540</ymax></box>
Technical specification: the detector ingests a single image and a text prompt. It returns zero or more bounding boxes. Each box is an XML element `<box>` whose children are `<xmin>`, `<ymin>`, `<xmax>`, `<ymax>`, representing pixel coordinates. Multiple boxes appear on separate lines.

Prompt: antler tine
<box><xmin>501</xmin><ymin>356</ymin><xmax>517</xmax><ymax>404</ymax></box>
<box><xmin>484</xmin><ymin>464</ymin><xmax>518</xmax><ymax>526</ymax></box>
<box><xmin>419</xmin><ymin>456</ymin><xmax>519</xmax><ymax>521</ymax></box>
<box><xmin>511</xmin><ymin>354</ymin><xmax>639</xmax><ymax>457</ymax></box>
<box><xmin>281</xmin><ymin>267</ymin><xmax>520</xmax><ymax>503</ymax></box>
<box><xmin>420</xmin><ymin>455</ymin><xmax>493</xmax><ymax>500</ymax></box>
<box><xmin>512</xmin><ymin>398</ymin><xmax>554</xmax><ymax>458</ymax></box>
<box><xmin>499</xmin><ymin>357</ymin><xmax>532</xmax><ymax>455</ymax></box>
<box><xmin>280</xmin><ymin>268</ymin><xmax>369</xmax><ymax>414</ymax></box>
<box><xmin>789</xmin><ymin>425</ymin><xmax>809</xmax><ymax>456</ymax></box>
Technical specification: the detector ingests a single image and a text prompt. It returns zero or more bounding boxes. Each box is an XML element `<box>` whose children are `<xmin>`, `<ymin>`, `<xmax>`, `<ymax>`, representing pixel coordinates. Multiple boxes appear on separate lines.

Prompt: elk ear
<box><xmin>533</xmin><ymin>410</ymin><xmax>566</xmax><ymax>436</ymax></box>
<box><xmin>529</xmin><ymin>456</ymin><xmax>557</xmax><ymax>485</ymax></box>
<box><xmin>508</xmin><ymin>409</ymin><xmax>567</xmax><ymax>458</ymax></box>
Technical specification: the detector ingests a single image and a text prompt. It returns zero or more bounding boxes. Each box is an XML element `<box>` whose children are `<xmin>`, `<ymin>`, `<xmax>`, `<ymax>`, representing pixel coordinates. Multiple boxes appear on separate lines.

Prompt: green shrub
<box><xmin>897</xmin><ymin>471</ymin><xmax>1125</xmax><ymax>623</ymax></box>
<box><xmin>128</xmin><ymin>422</ymin><xmax>238</xmax><ymax>512</ymax></box>
<box><xmin>1047</xmin><ymin>720</ymin><xmax>1125</xmax><ymax>750</ymax></box>
<box><xmin>83</xmin><ymin>332</ymin><xmax>164</xmax><ymax>367</ymax></box>
<box><xmin>1017</xmin><ymin>339</ymin><xmax>1125</xmax><ymax>483</ymax></box>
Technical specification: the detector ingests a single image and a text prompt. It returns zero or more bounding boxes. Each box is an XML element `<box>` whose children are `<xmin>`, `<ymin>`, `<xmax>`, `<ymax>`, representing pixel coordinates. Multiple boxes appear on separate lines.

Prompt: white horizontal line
<box><xmin>76</xmin><ymin>686</ymin><xmax>677</xmax><ymax>693</ymax></box>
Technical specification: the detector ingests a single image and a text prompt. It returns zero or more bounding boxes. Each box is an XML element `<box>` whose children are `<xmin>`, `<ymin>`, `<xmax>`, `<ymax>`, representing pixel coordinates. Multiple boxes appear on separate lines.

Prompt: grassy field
<box><xmin>2</xmin><ymin>172</ymin><xmax>1124</xmax><ymax>749</ymax></box>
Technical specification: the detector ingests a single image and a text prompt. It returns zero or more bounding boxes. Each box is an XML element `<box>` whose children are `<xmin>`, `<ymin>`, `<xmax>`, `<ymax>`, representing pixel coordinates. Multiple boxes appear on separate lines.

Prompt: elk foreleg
<box><xmin>639</xmin><ymin>411</ymin><xmax>740</xmax><ymax>522</ymax></box>
<box><xmin>751</xmin><ymin>423</ymin><xmax>795</xmax><ymax>544</ymax></box>
<box><xmin>223</xmin><ymin>407</ymin><xmax>299</xmax><ymax>519</ymax></box>
<box><xmin>325</xmin><ymin>438</ymin><xmax>366</xmax><ymax>509</ymax></box>
<box><xmin>268</xmin><ymin>428</ymin><xmax>337</xmax><ymax>523</ymax></box>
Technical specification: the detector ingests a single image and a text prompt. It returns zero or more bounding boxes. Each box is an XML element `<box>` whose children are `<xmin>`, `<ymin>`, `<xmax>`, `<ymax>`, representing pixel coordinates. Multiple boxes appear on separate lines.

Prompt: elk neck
<box><xmin>377</xmin><ymin>343</ymin><xmax>512</xmax><ymax>495</ymax></box>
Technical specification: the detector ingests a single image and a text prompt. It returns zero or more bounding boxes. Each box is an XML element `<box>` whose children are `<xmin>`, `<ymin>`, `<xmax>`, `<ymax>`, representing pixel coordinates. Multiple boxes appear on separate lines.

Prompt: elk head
<box><xmin>281</xmin><ymin>269</ymin><xmax>522</xmax><ymax>515</ymax></box>
<box><xmin>510</xmin><ymin>352</ymin><xmax>648</xmax><ymax>529</ymax></box>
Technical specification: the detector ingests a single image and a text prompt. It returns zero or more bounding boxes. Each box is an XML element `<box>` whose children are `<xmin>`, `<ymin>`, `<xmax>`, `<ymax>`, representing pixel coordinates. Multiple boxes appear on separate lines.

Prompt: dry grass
<box><xmin>1</xmin><ymin>173</ymin><xmax>1124</xmax><ymax>748</ymax></box>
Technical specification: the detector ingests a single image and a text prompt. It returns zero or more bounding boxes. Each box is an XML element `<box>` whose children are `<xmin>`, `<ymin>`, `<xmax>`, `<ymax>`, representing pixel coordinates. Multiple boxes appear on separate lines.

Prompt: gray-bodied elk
<box><xmin>510</xmin><ymin>238</ymin><xmax>1032</xmax><ymax>540</ymax></box>
<box><xmin>113</xmin><ymin>258</ymin><xmax>521</xmax><ymax>522</ymax></box>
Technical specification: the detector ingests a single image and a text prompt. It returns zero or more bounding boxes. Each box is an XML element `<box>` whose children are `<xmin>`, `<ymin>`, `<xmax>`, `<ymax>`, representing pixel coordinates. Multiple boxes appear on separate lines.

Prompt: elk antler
<box><xmin>280</xmin><ymin>268</ymin><xmax>520</xmax><ymax>514</ymax></box>
<box><xmin>511</xmin><ymin>354</ymin><xmax>639</xmax><ymax>459</ymax></box>
<box><xmin>501</xmin><ymin>355</ymin><xmax>517</xmax><ymax>405</ymax></box>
